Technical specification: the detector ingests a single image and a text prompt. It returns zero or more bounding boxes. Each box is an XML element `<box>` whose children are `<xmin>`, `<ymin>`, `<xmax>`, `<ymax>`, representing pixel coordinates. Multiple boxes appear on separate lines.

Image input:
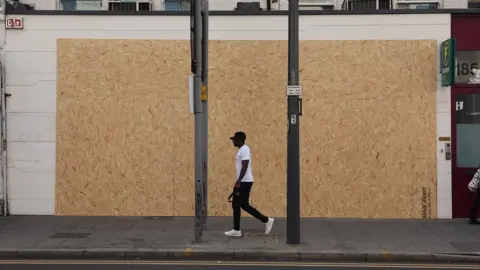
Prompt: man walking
<box><xmin>224</xmin><ymin>131</ymin><xmax>274</xmax><ymax>237</ymax></box>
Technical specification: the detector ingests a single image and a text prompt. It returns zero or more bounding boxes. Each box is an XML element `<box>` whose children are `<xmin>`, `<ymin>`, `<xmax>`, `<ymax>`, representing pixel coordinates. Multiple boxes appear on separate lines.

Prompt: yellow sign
<box><xmin>443</xmin><ymin>42</ymin><xmax>449</xmax><ymax>66</ymax></box>
<box><xmin>201</xmin><ymin>84</ymin><xmax>207</xmax><ymax>101</ymax></box>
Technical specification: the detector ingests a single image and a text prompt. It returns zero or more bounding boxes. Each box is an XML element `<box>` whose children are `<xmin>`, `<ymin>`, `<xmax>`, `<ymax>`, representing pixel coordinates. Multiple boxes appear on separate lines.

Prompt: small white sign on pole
<box><xmin>286</xmin><ymin>85</ymin><xmax>302</xmax><ymax>96</ymax></box>
<box><xmin>189</xmin><ymin>75</ymin><xmax>194</xmax><ymax>113</ymax></box>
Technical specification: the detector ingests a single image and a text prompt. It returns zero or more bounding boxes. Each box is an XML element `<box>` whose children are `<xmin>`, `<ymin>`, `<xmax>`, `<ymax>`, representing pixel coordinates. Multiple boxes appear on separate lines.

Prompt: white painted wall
<box><xmin>4</xmin><ymin>14</ymin><xmax>451</xmax><ymax>216</ymax></box>
<box><xmin>437</xmin><ymin>88</ymin><xmax>452</xmax><ymax>219</ymax></box>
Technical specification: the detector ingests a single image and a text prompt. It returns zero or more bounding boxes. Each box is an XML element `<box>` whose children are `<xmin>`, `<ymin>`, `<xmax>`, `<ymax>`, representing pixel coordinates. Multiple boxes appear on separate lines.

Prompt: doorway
<box><xmin>452</xmin><ymin>86</ymin><xmax>480</xmax><ymax>218</ymax></box>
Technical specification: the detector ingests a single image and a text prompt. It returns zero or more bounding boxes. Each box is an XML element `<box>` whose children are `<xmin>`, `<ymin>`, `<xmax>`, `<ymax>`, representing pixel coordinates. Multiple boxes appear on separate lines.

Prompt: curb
<box><xmin>433</xmin><ymin>253</ymin><xmax>480</xmax><ymax>263</ymax></box>
<box><xmin>0</xmin><ymin>249</ymin><xmax>479</xmax><ymax>263</ymax></box>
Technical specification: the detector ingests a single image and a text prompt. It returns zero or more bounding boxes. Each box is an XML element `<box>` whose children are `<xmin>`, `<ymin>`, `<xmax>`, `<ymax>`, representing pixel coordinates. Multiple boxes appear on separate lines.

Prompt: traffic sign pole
<box><xmin>287</xmin><ymin>0</ymin><xmax>301</xmax><ymax>245</ymax></box>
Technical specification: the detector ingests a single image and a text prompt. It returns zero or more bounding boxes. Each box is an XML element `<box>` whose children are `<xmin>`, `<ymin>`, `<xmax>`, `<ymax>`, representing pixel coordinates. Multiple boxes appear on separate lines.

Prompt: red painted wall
<box><xmin>452</xmin><ymin>14</ymin><xmax>480</xmax><ymax>51</ymax></box>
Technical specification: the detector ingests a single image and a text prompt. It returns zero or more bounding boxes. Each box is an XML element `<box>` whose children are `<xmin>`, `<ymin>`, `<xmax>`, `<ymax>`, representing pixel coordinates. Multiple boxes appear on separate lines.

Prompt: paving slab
<box><xmin>0</xmin><ymin>216</ymin><xmax>478</xmax><ymax>263</ymax></box>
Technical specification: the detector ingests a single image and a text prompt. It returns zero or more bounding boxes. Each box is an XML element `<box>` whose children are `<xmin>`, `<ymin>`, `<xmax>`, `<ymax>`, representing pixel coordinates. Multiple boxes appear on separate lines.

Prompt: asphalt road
<box><xmin>0</xmin><ymin>261</ymin><xmax>479</xmax><ymax>270</ymax></box>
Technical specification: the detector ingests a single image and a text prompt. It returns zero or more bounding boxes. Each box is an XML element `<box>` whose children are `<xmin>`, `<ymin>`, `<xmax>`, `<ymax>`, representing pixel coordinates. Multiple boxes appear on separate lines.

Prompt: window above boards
<box><xmin>54</xmin><ymin>0</ymin><xmax>449</xmax><ymax>11</ymax></box>
<box><xmin>59</xmin><ymin>0</ymin><xmax>102</xmax><ymax>10</ymax></box>
<box><xmin>296</xmin><ymin>0</ymin><xmax>441</xmax><ymax>10</ymax></box>
<box><xmin>343</xmin><ymin>0</ymin><xmax>440</xmax><ymax>10</ymax></box>
<box><xmin>58</xmin><ymin>0</ymin><xmax>191</xmax><ymax>11</ymax></box>
<box><xmin>163</xmin><ymin>0</ymin><xmax>191</xmax><ymax>11</ymax></box>
<box><xmin>468</xmin><ymin>0</ymin><xmax>480</xmax><ymax>8</ymax></box>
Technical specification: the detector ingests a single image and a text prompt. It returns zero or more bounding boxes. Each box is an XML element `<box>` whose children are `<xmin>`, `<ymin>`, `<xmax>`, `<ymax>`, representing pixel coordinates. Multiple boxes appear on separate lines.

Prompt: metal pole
<box><xmin>0</xmin><ymin>61</ymin><xmax>7</xmax><ymax>216</ymax></box>
<box><xmin>286</xmin><ymin>0</ymin><xmax>301</xmax><ymax>245</ymax></box>
<box><xmin>192</xmin><ymin>0</ymin><xmax>204</xmax><ymax>243</ymax></box>
<box><xmin>201</xmin><ymin>0</ymin><xmax>209</xmax><ymax>228</ymax></box>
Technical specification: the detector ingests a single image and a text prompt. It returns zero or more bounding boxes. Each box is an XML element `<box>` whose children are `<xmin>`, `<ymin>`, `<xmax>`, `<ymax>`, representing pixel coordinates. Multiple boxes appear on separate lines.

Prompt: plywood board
<box><xmin>207</xmin><ymin>40</ymin><xmax>437</xmax><ymax>218</ymax></box>
<box><xmin>207</xmin><ymin>41</ymin><xmax>288</xmax><ymax>218</ymax></box>
<box><xmin>57</xmin><ymin>39</ymin><xmax>437</xmax><ymax>218</ymax></box>
<box><xmin>56</xmin><ymin>39</ymin><xmax>192</xmax><ymax>216</ymax></box>
<box><xmin>299</xmin><ymin>40</ymin><xmax>437</xmax><ymax>218</ymax></box>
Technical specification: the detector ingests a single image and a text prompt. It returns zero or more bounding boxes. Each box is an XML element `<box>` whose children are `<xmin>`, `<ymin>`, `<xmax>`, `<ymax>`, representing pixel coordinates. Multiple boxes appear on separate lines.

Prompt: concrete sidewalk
<box><xmin>0</xmin><ymin>216</ymin><xmax>479</xmax><ymax>263</ymax></box>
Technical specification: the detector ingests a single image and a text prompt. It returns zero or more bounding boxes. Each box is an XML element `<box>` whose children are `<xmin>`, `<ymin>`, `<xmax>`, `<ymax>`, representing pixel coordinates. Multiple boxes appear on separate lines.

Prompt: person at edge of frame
<box><xmin>224</xmin><ymin>131</ymin><xmax>275</xmax><ymax>237</ymax></box>
<box><xmin>469</xmin><ymin>164</ymin><xmax>480</xmax><ymax>225</ymax></box>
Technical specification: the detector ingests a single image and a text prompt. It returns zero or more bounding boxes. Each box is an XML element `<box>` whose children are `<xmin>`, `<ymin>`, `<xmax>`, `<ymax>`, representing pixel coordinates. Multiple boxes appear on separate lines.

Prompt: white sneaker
<box><xmin>265</xmin><ymin>217</ymin><xmax>274</xmax><ymax>235</ymax></box>
<box><xmin>224</xmin><ymin>229</ymin><xmax>242</xmax><ymax>237</ymax></box>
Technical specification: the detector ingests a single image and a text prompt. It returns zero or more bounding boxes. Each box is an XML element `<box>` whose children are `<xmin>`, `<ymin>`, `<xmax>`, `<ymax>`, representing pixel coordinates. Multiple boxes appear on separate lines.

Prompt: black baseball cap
<box><xmin>230</xmin><ymin>131</ymin><xmax>246</xmax><ymax>141</ymax></box>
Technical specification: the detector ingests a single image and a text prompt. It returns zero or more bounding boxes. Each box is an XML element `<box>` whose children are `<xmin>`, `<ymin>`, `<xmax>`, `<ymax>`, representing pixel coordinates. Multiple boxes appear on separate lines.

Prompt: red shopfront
<box><xmin>451</xmin><ymin>14</ymin><xmax>480</xmax><ymax>218</ymax></box>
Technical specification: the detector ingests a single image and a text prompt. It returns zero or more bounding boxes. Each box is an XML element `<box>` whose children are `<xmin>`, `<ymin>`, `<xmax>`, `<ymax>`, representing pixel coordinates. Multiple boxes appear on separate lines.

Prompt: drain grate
<box><xmin>142</xmin><ymin>216</ymin><xmax>174</xmax><ymax>220</ymax></box>
<box><xmin>244</xmin><ymin>232</ymin><xmax>278</xmax><ymax>238</ymax></box>
<box><xmin>49</xmin><ymin>232</ymin><xmax>91</xmax><ymax>239</ymax></box>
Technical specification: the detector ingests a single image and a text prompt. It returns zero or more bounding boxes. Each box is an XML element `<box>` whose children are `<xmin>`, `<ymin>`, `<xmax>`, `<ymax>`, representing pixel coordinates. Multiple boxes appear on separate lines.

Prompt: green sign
<box><xmin>440</xmin><ymin>38</ymin><xmax>456</xmax><ymax>87</ymax></box>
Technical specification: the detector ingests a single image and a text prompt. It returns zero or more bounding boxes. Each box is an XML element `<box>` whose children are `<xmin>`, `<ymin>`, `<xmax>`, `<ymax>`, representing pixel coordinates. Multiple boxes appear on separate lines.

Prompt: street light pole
<box><xmin>191</xmin><ymin>0</ymin><xmax>204</xmax><ymax>243</ymax></box>
<box><xmin>201</xmin><ymin>0</ymin><xmax>209</xmax><ymax>229</ymax></box>
<box><xmin>286</xmin><ymin>0</ymin><xmax>301</xmax><ymax>245</ymax></box>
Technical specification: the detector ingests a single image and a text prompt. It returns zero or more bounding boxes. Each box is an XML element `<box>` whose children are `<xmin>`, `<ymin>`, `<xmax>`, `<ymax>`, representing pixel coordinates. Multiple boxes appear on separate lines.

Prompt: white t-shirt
<box><xmin>236</xmin><ymin>145</ymin><xmax>254</xmax><ymax>182</ymax></box>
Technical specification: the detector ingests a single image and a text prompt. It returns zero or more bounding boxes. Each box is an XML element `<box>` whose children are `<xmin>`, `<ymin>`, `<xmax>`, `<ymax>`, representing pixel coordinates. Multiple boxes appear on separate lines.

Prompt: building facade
<box><xmin>3</xmin><ymin>9</ymin><xmax>466</xmax><ymax>218</ymax></box>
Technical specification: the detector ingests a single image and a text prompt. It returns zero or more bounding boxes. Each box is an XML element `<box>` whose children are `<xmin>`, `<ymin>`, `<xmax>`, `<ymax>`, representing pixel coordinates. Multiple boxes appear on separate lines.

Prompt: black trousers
<box><xmin>471</xmin><ymin>189</ymin><xmax>480</xmax><ymax>221</ymax></box>
<box><xmin>232</xmin><ymin>182</ymin><xmax>268</xmax><ymax>230</ymax></box>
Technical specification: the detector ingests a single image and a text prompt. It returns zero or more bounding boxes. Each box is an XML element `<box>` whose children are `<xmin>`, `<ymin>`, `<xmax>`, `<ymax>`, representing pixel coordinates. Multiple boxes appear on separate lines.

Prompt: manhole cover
<box><xmin>49</xmin><ymin>232</ymin><xmax>91</xmax><ymax>239</ymax></box>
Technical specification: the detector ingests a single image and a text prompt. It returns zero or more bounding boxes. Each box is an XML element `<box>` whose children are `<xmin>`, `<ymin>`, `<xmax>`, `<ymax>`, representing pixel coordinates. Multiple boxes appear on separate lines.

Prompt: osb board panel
<box><xmin>207</xmin><ymin>41</ymin><xmax>288</xmax><ymax>218</ymax></box>
<box><xmin>208</xmin><ymin>99</ymin><xmax>288</xmax><ymax>218</ymax></box>
<box><xmin>207</xmin><ymin>40</ymin><xmax>437</xmax><ymax>219</ymax></box>
<box><xmin>56</xmin><ymin>39</ymin><xmax>193</xmax><ymax>216</ymax></box>
<box><xmin>208</xmin><ymin>41</ymin><xmax>288</xmax><ymax>100</ymax></box>
<box><xmin>57</xmin><ymin>39</ymin><xmax>437</xmax><ymax>218</ymax></box>
<box><xmin>300</xmin><ymin>40</ymin><xmax>437</xmax><ymax>218</ymax></box>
